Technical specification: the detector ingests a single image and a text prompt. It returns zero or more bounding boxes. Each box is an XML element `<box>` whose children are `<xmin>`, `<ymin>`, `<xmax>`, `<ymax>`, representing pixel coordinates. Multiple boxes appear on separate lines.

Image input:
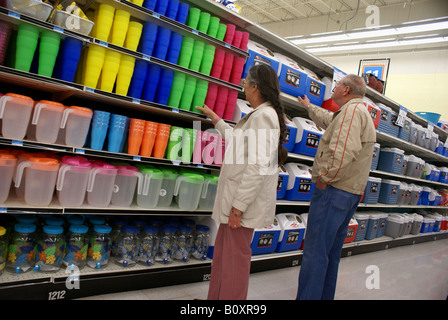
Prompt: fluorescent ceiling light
<box><xmin>288</xmin><ymin>18</ymin><xmax>448</xmax><ymax>45</ymax></box>
<box><xmin>306</xmin><ymin>36</ymin><xmax>448</xmax><ymax>53</ymax></box>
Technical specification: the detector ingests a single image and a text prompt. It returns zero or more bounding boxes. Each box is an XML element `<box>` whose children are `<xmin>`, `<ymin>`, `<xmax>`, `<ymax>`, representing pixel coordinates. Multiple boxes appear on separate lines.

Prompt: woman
<box><xmin>196</xmin><ymin>64</ymin><xmax>288</xmax><ymax>300</ymax></box>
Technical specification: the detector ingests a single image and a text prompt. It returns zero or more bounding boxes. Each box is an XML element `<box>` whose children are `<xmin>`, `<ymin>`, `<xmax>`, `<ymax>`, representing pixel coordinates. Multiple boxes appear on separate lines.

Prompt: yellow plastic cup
<box><xmin>95</xmin><ymin>4</ymin><xmax>115</xmax><ymax>42</ymax></box>
<box><xmin>99</xmin><ymin>50</ymin><xmax>122</xmax><ymax>92</ymax></box>
<box><xmin>83</xmin><ymin>44</ymin><xmax>107</xmax><ymax>89</ymax></box>
<box><xmin>115</xmin><ymin>55</ymin><xmax>136</xmax><ymax>96</ymax></box>
<box><xmin>110</xmin><ymin>10</ymin><xmax>131</xmax><ymax>47</ymax></box>
<box><xmin>124</xmin><ymin>21</ymin><xmax>143</xmax><ymax>52</ymax></box>
<box><xmin>131</xmin><ymin>0</ymin><xmax>144</xmax><ymax>6</ymax></box>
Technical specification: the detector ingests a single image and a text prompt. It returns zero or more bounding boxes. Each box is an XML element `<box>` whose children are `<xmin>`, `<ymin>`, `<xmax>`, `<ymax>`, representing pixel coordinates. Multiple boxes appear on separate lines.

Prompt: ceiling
<box><xmin>236</xmin><ymin>0</ymin><xmax>420</xmax><ymax>25</ymax></box>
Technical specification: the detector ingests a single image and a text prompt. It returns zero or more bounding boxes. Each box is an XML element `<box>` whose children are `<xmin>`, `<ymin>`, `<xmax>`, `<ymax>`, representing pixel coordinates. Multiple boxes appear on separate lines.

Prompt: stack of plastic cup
<box><xmin>38</xmin><ymin>30</ymin><xmax>61</xmax><ymax>77</ymax></box>
<box><xmin>167</xmin><ymin>71</ymin><xmax>186</xmax><ymax>108</ymax></box>
<box><xmin>156</xmin><ymin>68</ymin><xmax>175</xmax><ymax>105</ymax></box>
<box><xmin>179</xmin><ymin>75</ymin><xmax>197</xmax><ymax>111</ymax></box>
<box><xmin>110</xmin><ymin>10</ymin><xmax>131</xmax><ymax>47</ymax></box>
<box><xmin>142</xmin><ymin>64</ymin><xmax>162</xmax><ymax>102</ymax></box>
<box><xmin>90</xmin><ymin>110</ymin><xmax>111</xmax><ymax>150</ymax></box>
<box><xmin>176</xmin><ymin>2</ymin><xmax>190</xmax><ymax>24</ymax></box>
<box><xmin>15</xmin><ymin>23</ymin><xmax>40</xmax><ymax>73</ymax></box>
<box><xmin>54</xmin><ymin>37</ymin><xmax>83</xmax><ymax>83</ymax></box>
<box><xmin>154</xmin><ymin>27</ymin><xmax>172</xmax><ymax>60</ymax></box>
<box><xmin>116</xmin><ymin>55</ymin><xmax>136</xmax><ymax>96</ymax></box>
<box><xmin>143</xmin><ymin>0</ymin><xmax>157</xmax><ymax>11</ymax></box>
<box><xmin>153</xmin><ymin>123</ymin><xmax>171</xmax><ymax>158</ymax></box>
<box><xmin>181</xmin><ymin>128</ymin><xmax>197</xmax><ymax>162</ymax></box>
<box><xmin>98</xmin><ymin>50</ymin><xmax>121</xmax><ymax>92</ymax></box>
<box><xmin>128</xmin><ymin>118</ymin><xmax>146</xmax><ymax>155</ymax></box>
<box><xmin>125</xmin><ymin>21</ymin><xmax>143</xmax><ymax>52</ymax></box>
<box><xmin>95</xmin><ymin>4</ymin><xmax>116</xmax><ymax>42</ymax></box>
<box><xmin>155</xmin><ymin>0</ymin><xmax>169</xmax><ymax>15</ymax></box>
<box><xmin>166</xmin><ymin>0</ymin><xmax>179</xmax><ymax>19</ymax></box>
<box><xmin>83</xmin><ymin>44</ymin><xmax>106</xmax><ymax>89</ymax></box>
<box><xmin>140</xmin><ymin>22</ymin><xmax>158</xmax><ymax>56</ymax></box>
<box><xmin>131</xmin><ymin>0</ymin><xmax>144</xmax><ymax>6</ymax></box>
<box><xmin>107</xmin><ymin>114</ymin><xmax>128</xmax><ymax>153</ymax></box>
<box><xmin>0</xmin><ymin>21</ymin><xmax>11</xmax><ymax>66</ymax></box>
<box><xmin>186</xmin><ymin>7</ymin><xmax>200</xmax><ymax>29</ymax></box>
<box><xmin>140</xmin><ymin>121</ymin><xmax>158</xmax><ymax>157</ymax></box>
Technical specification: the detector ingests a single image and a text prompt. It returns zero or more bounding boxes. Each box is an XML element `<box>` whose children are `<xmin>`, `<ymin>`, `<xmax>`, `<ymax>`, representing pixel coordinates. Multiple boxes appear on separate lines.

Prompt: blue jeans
<box><xmin>296</xmin><ymin>185</ymin><xmax>361</xmax><ymax>300</ymax></box>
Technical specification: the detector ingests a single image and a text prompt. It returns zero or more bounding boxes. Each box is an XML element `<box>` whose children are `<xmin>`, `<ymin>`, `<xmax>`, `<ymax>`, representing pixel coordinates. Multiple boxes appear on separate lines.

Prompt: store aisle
<box><xmin>78</xmin><ymin>238</ymin><xmax>448</xmax><ymax>300</ymax></box>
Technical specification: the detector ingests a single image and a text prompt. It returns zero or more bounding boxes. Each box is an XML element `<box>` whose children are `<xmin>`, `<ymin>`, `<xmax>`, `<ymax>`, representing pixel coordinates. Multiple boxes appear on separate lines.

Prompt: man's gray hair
<box><xmin>342</xmin><ymin>74</ymin><xmax>366</xmax><ymax>97</ymax></box>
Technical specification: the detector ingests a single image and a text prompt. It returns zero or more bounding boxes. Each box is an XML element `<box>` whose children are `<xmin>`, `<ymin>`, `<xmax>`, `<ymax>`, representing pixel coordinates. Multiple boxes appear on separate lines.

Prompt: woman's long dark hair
<box><xmin>247</xmin><ymin>64</ymin><xmax>288</xmax><ymax>166</ymax></box>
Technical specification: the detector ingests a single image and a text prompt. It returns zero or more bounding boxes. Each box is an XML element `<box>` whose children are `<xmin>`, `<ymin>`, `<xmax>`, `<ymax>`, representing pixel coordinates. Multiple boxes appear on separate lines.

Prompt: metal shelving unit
<box><xmin>0</xmin><ymin>0</ymin><xmax>447</xmax><ymax>300</ymax></box>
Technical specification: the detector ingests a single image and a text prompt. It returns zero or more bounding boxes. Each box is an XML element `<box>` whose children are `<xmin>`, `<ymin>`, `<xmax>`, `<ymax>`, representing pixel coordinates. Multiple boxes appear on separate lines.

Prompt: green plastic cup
<box><xmin>15</xmin><ymin>23</ymin><xmax>40</xmax><ymax>72</ymax></box>
<box><xmin>188</xmin><ymin>40</ymin><xmax>205</xmax><ymax>72</ymax></box>
<box><xmin>197</xmin><ymin>12</ymin><xmax>210</xmax><ymax>33</ymax></box>
<box><xmin>186</xmin><ymin>8</ymin><xmax>201</xmax><ymax>29</ymax></box>
<box><xmin>216</xmin><ymin>23</ymin><xmax>227</xmax><ymax>41</ymax></box>
<box><xmin>191</xmin><ymin>79</ymin><xmax>209</xmax><ymax>113</ymax></box>
<box><xmin>207</xmin><ymin>17</ymin><xmax>220</xmax><ymax>37</ymax></box>
<box><xmin>177</xmin><ymin>37</ymin><xmax>194</xmax><ymax>68</ymax></box>
<box><xmin>166</xmin><ymin>126</ymin><xmax>184</xmax><ymax>161</ymax></box>
<box><xmin>181</xmin><ymin>128</ymin><xmax>197</xmax><ymax>162</ymax></box>
<box><xmin>38</xmin><ymin>30</ymin><xmax>61</xmax><ymax>77</ymax></box>
<box><xmin>200</xmin><ymin>44</ymin><xmax>215</xmax><ymax>75</ymax></box>
<box><xmin>179</xmin><ymin>75</ymin><xmax>197</xmax><ymax>111</ymax></box>
<box><xmin>167</xmin><ymin>71</ymin><xmax>186</xmax><ymax>108</ymax></box>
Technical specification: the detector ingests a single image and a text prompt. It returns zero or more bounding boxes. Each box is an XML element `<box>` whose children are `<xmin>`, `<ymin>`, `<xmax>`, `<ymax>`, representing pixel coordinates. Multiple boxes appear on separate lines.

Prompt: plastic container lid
<box><xmin>381</xmin><ymin>147</ymin><xmax>404</xmax><ymax>154</ymax></box>
<box><xmin>178</xmin><ymin>225</ymin><xmax>192</xmax><ymax>233</ymax></box>
<box><xmin>16</xmin><ymin>215</ymin><xmax>37</xmax><ymax>224</ymax></box>
<box><xmin>367</xmin><ymin>176</ymin><xmax>382</xmax><ymax>182</ymax></box>
<box><xmin>160</xmin><ymin>167</ymin><xmax>178</xmax><ymax>179</ymax></box>
<box><xmin>139</xmin><ymin>166</ymin><xmax>164</xmax><ymax>179</ymax></box>
<box><xmin>89</xmin><ymin>216</ymin><xmax>106</xmax><ymax>225</ymax></box>
<box><xmin>382</xmin><ymin>179</ymin><xmax>400</xmax><ymax>185</ymax></box>
<box><xmin>43</xmin><ymin>225</ymin><xmax>64</xmax><ymax>235</ymax></box>
<box><xmin>69</xmin><ymin>224</ymin><xmax>89</xmax><ymax>234</ymax></box>
<box><xmin>4</xmin><ymin>92</ymin><xmax>34</xmax><ymax>102</ymax></box>
<box><xmin>203</xmin><ymin>174</ymin><xmax>219</xmax><ymax>184</ymax></box>
<box><xmin>354</xmin><ymin>213</ymin><xmax>370</xmax><ymax>220</ymax></box>
<box><xmin>387</xmin><ymin>215</ymin><xmax>404</xmax><ymax>223</ymax></box>
<box><xmin>123</xmin><ymin>225</ymin><xmax>140</xmax><ymax>233</ymax></box>
<box><xmin>14</xmin><ymin>223</ymin><xmax>36</xmax><ymax>233</ymax></box>
<box><xmin>180</xmin><ymin>172</ymin><xmax>205</xmax><ymax>184</ymax></box>
<box><xmin>196</xmin><ymin>224</ymin><xmax>210</xmax><ymax>232</ymax></box>
<box><xmin>62</xmin><ymin>155</ymin><xmax>92</xmax><ymax>167</ymax></box>
<box><xmin>93</xmin><ymin>225</ymin><xmax>112</xmax><ymax>234</ymax></box>
<box><xmin>67</xmin><ymin>215</ymin><xmax>85</xmax><ymax>225</ymax></box>
<box><xmin>142</xmin><ymin>225</ymin><xmax>159</xmax><ymax>234</ymax></box>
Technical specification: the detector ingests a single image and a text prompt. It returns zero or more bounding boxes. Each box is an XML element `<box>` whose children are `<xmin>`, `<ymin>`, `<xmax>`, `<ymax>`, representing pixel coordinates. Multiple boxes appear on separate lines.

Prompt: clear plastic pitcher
<box><xmin>15</xmin><ymin>157</ymin><xmax>60</xmax><ymax>206</ymax></box>
<box><xmin>156</xmin><ymin>167</ymin><xmax>178</xmax><ymax>208</ymax></box>
<box><xmin>111</xmin><ymin>165</ymin><xmax>143</xmax><ymax>207</ymax></box>
<box><xmin>198</xmin><ymin>174</ymin><xmax>219</xmax><ymax>210</ymax></box>
<box><xmin>174</xmin><ymin>172</ymin><xmax>204</xmax><ymax>211</ymax></box>
<box><xmin>136</xmin><ymin>166</ymin><xmax>164</xmax><ymax>209</ymax></box>
<box><xmin>56</xmin><ymin>155</ymin><xmax>92</xmax><ymax>207</ymax></box>
<box><xmin>0</xmin><ymin>93</ymin><xmax>34</xmax><ymax>140</ymax></box>
<box><xmin>28</xmin><ymin>100</ymin><xmax>65</xmax><ymax>144</ymax></box>
<box><xmin>60</xmin><ymin>106</ymin><xmax>93</xmax><ymax>148</ymax></box>
<box><xmin>0</xmin><ymin>151</ymin><xmax>17</xmax><ymax>203</ymax></box>
<box><xmin>86</xmin><ymin>162</ymin><xmax>117</xmax><ymax>207</ymax></box>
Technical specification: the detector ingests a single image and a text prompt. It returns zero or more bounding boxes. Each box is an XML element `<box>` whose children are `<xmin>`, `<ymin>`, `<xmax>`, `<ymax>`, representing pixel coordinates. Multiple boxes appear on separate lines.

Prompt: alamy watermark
<box><xmin>365</xmin><ymin>265</ymin><xmax>380</xmax><ymax>290</ymax></box>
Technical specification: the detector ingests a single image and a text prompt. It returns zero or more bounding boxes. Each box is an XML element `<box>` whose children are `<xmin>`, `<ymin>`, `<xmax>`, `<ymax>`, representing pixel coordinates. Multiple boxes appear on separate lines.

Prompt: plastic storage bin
<box><xmin>376</xmin><ymin>103</ymin><xmax>394</xmax><ymax>135</ymax></box>
<box><xmin>233</xmin><ymin>99</ymin><xmax>253</xmax><ymax>122</ymax></box>
<box><xmin>275</xmin><ymin>213</ymin><xmax>306</xmax><ymax>252</ymax></box>
<box><xmin>7</xmin><ymin>0</ymin><xmax>53</xmax><ymax>21</ymax></box>
<box><xmin>292</xmin><ymin>117</ymin><xmax>323</xmax><ymax>157</ymax></box>
<box><xmin>377</xmin><ymin>213</ymin><xmax>388</xmax><ymax>237</ymax></box>
<box><xmin>411</xmin><ymin>214</ymin><xmax>423</xmax><ymax>235</ymax></box>
<box><xmin>241</xmin><ymin>40</ymin><xmax>280</xmax><ymax>80</ymax></box>
<box><xmin>277</xmin><ymin>165</ymin><xmax>289</xmax><ymax>200</ymax></box>
<box><xmin>284</xmin><ymin>162</ymin><xmax>314</xmax><ymax>201</ymax></box>
<box><xmin>370</xmin><ymin>143</ymin><xmax>380</xmax><ymax>171</ymax></box>
<box><xmin>363</xmin><ymin>97</ymin><xmax>381</xmax><ymax>129</ymax></box>
<box><xmin>405</xmin><ymin>155</ymin><xmax>424</xmax><ymax>178</ymax></box>
<box><xmin>354</xmin><ymin>213</ymin><xmax>369</xmax><ymax>241</ymax></box>
<box><xmin>398</xmin><ymin>116</ymin><xmax>411</xmax><ymax>141</ymax></box>
<box><xmin>345</xmin><ymin>218</ymin><xmax>358</xmax><ymax>243</ymax></box>
<box><xmin>250</xmin><ymin>217</ymin><xmax>281</xmax><ymax>255</ymax></box>
<box><xmin>385</xmin><ymin>214</ymin><xmax>405</xmax><ymax>238</ymax></box>
<box><xmin>365</xmin><ymin>214</ymin><xmax>379</xmax><ymax>240</ymax></box>
<box><xmin>361</xmin><ymin>177</ymin><xmax>382</xmax><ymax>204</ymax></box>
<box><xmin>284</xmin><ymin>116</ymin><xmax>298</xmax><ymax>153</ymax></box>
<box><xmin>302</xmin><ymin>67</ymin><xmax>325</xmax><ymax>106</ymax></box>
<box><xmin>377</xmin><ymin>147</ymin><xmax>405</xmax><ymax>175</ymax></box>
<box><xmin>378</xmin><ymin>179</ymin><xmax>400</xmax><ymax>204</ymax></box>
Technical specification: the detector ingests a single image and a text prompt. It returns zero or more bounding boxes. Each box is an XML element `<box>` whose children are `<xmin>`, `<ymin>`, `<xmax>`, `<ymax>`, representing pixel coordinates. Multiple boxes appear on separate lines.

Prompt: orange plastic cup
<box><xmin>127</xmin><ymin>118</ymin><xmax>146</xmax><ymax>155</ymax></box>
<box><xmin>152</xmin><ymin>123</ymin><xmax>171</xmax><ymax>158</ymax></box>
<box><xmin>140</xmin><ymin>121</ymin><xmax>158</xmax><ymax>157</ymax></box>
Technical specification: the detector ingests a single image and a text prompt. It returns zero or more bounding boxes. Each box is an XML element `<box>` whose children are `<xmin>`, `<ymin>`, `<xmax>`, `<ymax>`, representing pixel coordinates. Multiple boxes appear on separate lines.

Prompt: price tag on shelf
<box><xmin>7</xmin><ymin>11</ymin><xmax>20</xmax><ymax>19</ymax></box>
<box><xmin>0</xmin><ymin>208</ymin><xmax>7</xmax><ymax>213</ymax></box>
<box><xmin>152</xmin><ymin>12</ymin><xmax>160</xmax><ymax>19</ymax></box>
<box><xmin>132</xmin><ymin>98</ymin><xmax>141</xmax><ymax>104</ymax></box>
<box><xmin>11</xmin><ymin>140</ymin><xmax>23</xmax><ymax>146</ymax></box>
<box><xmin>395</xmin><ymin>105</ymin><xmax>407</xmax><ymax>127</ymax></box>
<box><xmin>53</xmin><ymin>26</ymin><xmax>64</xmax><ymax>34</ymax></box>
<box><xmin>75</xmin><ymin>148</ymin><xmax>85</xmax><ymax>154</ymax></box>
<box><xmin>133</xmin><ymin>156</ymin><xmax>141</xmax><ymax>161</ymax></box>
<box><xmin>331</xmin><ymin>67</ymin><xmax>346</xmax><ymax>93</ymax></box>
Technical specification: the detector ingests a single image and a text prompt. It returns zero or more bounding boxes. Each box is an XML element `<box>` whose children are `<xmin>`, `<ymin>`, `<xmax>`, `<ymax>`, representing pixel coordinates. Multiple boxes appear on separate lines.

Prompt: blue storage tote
<box><xmin>251</xmin><ymin>217</ymin><xmax>281</xmax><ymax>255</ymax></box>
<box><xmin>284</xmin><ymin>163</ymin><xmax>314</xmax><ymax>201</ymax></box>
<box><xmin>302</xmin><ymin>67</ymin><xmax>325</xmax><ymax>106</ymax></box>
<box><xmin>284</xmin><ymin>116</ymin><xmax>298</xmax><ymax>152</ymax></box>
<box><xmin>275</xmin><ymin>53</ymin><xmax>308</xmax><ymax>98</ymax></box>
<box><xmin>354</xmin><ymin>213</ymin><xmax>370</xmax><ymax>241</ymax></box>
<box><xmin>361</xmin><ymin>177</ymin><xmax>382</xmax><ymax>204</ymax></box>
<box><xmin>439</xmin><ymin>167</ymin><xmax>448</xmax><ymax>183</ymax></box>
<box><xmin>241</xmin><ymin>40</ymin><xmax>280</xmax><ymax>80</ymax></box>
<box><xmin>398</xmin><ymin>116</ymin><xmax>411</xmax><ymax>141</ymax></box>
<box><xmin>377</xmin><ymin>147</ymin><xmax>405</xmax><ymax>175</ymax></box>
<box><xmin>420</xmin><ymin>217</ymin><xmax>435</xmax><ymax>233</ymax></box>
<box><xmin>233</xmin><ymin>99</ymin><xmax>254</xmax><ymax>122</ymax></box>
<box><xmin>419</xmin><ymin>186</ymin><xmax>431</xmax><ymax>205</ymax></box>
<box><xmin>275</xmin><ymin>213</ymin><xmax>306</xmax><ymax>252</ymax></box>
<box><xmin>389</xmin><ymin>110</ymin><xmax>400</xmax><ymax>137</ymax></box>
<box><xmin>371</xmin><ymin>143</ymin><xmax>380</xmax><ymax>171</ymax></box>
<box><xmin>292</xmin><ymin>117</ymin><xmax>324</xmax><ymax>157</ymax></box>
<box><xmin>378</xmin><ymin>179</ymin><xmax>400</xmax><ymax>204</ymax></box>
<box><xmin>277</xmin><ymin>165</ymin><xmax>289</xmax><ymax>200</ymax></box>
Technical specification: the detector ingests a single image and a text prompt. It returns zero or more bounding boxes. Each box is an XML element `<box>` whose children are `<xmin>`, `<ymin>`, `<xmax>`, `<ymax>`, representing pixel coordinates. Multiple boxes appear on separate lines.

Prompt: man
<box><xmin>296</xmin><ymin>74</ymin><xmax>376</xmax><ymax>300</ymax></box>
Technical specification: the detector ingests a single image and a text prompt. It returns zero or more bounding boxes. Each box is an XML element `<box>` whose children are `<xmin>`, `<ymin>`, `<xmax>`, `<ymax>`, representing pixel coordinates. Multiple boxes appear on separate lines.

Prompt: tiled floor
<box><xmin>78</xmin><ymin>238</ymin><xmax>448</xmax><ymax>300</ymax></box>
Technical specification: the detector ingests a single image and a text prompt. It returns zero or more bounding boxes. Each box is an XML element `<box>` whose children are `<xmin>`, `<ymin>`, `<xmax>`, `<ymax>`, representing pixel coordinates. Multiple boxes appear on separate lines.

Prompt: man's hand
<box><xmin>297</xmin><ymin>95</ymin><xmax>311</xmax><ymax>109</ymax></box>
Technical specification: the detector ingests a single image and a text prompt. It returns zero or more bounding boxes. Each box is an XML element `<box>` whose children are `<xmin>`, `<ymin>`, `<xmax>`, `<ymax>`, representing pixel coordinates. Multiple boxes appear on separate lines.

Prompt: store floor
<box><xmin>78</xmin><ymin>238</ymin><xmax>448</xmax><ymax>300</ymax></box>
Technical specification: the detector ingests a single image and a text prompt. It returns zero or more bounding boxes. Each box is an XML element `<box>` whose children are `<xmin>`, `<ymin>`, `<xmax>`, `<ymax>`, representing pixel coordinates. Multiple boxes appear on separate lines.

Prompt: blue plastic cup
<box><xmin>176</xmin><ymin>3</ymin><xmax>189</xmax><ymax>24</ymax></box>
<box><xmin>119</xmin><ymin>116</ymin><xmax>130</xmax><ymax>152</ymax></box>
<box><xmin>90</xmin><ymin>110</ymin><xmax>111</xmax><ymax>150</ymax></box>
<box><xmin>53</xmin><ymin>37</ymin><xmax>82</xmax><ymax>82</ymax></box>
<box><xmin>140</xmin><ymin>22</ymin><xmax>159</xmax><ymax>56</ymax></box>
<box><xmin>107</xmin><ymin>113</ymin><xmax>128</xmax><ymax>153</ymax></box>
<box><xmin>141</xmin><ymin>63</ymin><xmax>162</xmax><ymax>102</ymax></box>
<box><xmin>166</xmin><ymin>0</ymin><xmax>179</xmax><ymax>20</ymax></box>
<box><xmin>166</xmin><ymin>32</ymin><xmax>183</xmax><ymax>64</ymax></box>
<box><xmin>128</xmin><ymin>59</ymin><xmax>149</xmax><ymax>99</ymax></box>
<box><xmin>143</xmin><ymin>0</ymin><xmax>157</xmax><ymax>11</ymax></box>
<box><xmin>155</xmin><ymin>0</ymin><xmax>168</xmax><ymax>15</ymax></box>
<box><xmin>154</xmin><ymin>27</ymin><xmax>171</xmax><ymax>61</ymax></box>
<box><xmin>156</xmin><ymin>68</ymin><xmax>174</xmax><ymax>105</ymax></box>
